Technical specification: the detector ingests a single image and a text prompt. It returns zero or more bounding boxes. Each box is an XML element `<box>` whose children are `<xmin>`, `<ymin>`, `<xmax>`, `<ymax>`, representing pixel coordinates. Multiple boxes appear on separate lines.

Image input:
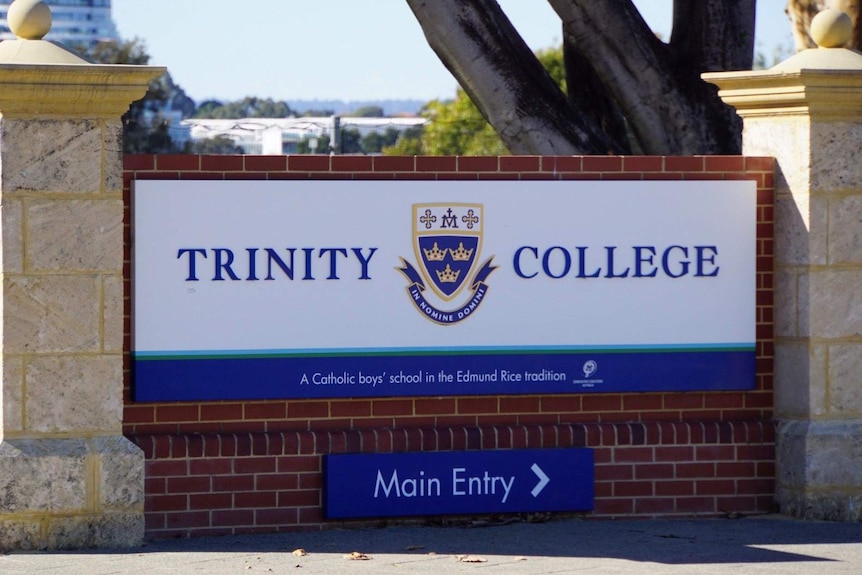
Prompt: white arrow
<box><xmin>530</xmin><ymin>463</ymin><xmax>550</xmax><ymax>497</ymax></box>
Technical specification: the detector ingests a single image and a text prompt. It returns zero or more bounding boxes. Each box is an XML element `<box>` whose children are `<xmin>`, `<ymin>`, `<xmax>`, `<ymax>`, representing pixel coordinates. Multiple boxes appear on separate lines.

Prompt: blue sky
<box><xmin>111</xmin><ymin>0</ymin><xmax>794</xmax><ymax>104</ymax></box>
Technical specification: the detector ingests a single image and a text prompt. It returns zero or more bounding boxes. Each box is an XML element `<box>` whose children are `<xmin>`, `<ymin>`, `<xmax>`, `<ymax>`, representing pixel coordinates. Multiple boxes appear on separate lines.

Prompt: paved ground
<box><xmin>2</xmin><ymin>515</ymin><xmax>862</xmax><ymax>574</ymax></box>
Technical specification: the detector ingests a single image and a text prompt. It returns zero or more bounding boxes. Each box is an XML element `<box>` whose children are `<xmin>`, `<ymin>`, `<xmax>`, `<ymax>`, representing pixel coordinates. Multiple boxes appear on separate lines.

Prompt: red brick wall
<box><xmin>123</xmin><ymin>154</ymin><xmax>775</xmax><ymax>538</ymax></box>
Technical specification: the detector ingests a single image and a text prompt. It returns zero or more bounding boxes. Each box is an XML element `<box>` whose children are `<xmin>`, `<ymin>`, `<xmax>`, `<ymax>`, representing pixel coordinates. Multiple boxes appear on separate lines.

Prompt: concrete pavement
<box><xmin>2</xmin><ymin>515</ymin><xmax>862</xmax><ymax>574</ymax></box>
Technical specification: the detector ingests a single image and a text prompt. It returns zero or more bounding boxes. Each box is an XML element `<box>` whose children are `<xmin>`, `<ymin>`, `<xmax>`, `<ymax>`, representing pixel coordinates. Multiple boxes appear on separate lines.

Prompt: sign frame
<box><xmin>132</xmin><ymin>179</ymin><xmax>757</xmax><ymax>401</ymax></box>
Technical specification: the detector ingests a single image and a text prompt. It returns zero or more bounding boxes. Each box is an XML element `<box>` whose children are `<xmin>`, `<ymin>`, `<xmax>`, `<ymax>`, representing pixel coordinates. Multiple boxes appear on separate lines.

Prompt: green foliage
<box><xmin>360</xmin><ymin>127</ymin><xmax>401</xmax><ymax>154</ymax></box>
<box><xmin>753</xmin><ymin>40</ymin><xmax>794</xmax><ymax>70</ymax></box>
<box><xmin>296</xmin><ymin>134</ymin><xmax>330</xmax><ymax>154</ymax></box>
<box><xmin>188</xmin><ymin>135</ymin><xmax>244</xmax><ymax>154</ymax></box>
<box><xmin>315</xmin><ymin>127</ymin><xmax>403</xmax><ymax>155</ymax></box>
<box><xmin>293</xmin><ymin>127</ymin><xmax>409</xmax><ymax>155</ymax></box>
<box><xmin>340</xmin><ymin>128</ymin><xmax>363</xmax><ymax>154</ymax></box>
<box><xmin>383</xmin><ymin>126</ymin><xmax>424</xmax><ymax>155</ymax></box>
<box><xmin>351</xmin><ymin>105</ymin><xmax>385</xmax><ymax>117</ymax></box>
<box><xmin>191</xmin><ymin>97</ymin><xmax>295</xmax><ymax>119</ymax></box>
<box><xmin>406</xmin><ymin>45</ymin><xmax>565</xmax><ymax>156</ymax></box>
<box><xmin>83</xmin><ymin>38</ymin><xmax>185</xmax><ymax>153</ymax></box>
<box><xmin>300</xmin><ymin>108</ymin><xmax>336</xmax><ymax>117</ymax></box>
<box><xmin>536</xmin><ymin>45</ymin><xmax>566</xmax><ymax>93</ymax></box>
<box><xmin>194</xmin><ymin>100</ymin><xmax>224</xmax><ymax>117</ymax></box>
<box><xmin>86</xmin><ymin>38</ymin><xmax>150</xmax><ymax>65</ymax></box>
<box><xmin>416</xmin><ymin>91</ymin><xmax>507</xmax><ymax>156</ymax></box>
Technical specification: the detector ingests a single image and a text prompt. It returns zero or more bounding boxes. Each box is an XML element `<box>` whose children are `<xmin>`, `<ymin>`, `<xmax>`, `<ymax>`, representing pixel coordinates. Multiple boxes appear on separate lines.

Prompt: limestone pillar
<box><xmin>704</xmin><ymin>9</ymin><xmax>862</xmax><ymax>521</ymax></box>
<box><xmin>0</xmin><ymin>1</ymin><xmax>164</xmax><ymax>549</ymax></box>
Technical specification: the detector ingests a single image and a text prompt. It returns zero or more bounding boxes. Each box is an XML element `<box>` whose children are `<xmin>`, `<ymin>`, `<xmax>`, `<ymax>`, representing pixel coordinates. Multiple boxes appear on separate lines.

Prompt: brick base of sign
<box><xmin>123</xmin><ymin>154</ymin><xmax>776</xmax><ymax>538</ymax></box>
<box><xmin>132</xmin><ymin>421</ymin><xmax>775</xmax><ymax>537</ymax></box>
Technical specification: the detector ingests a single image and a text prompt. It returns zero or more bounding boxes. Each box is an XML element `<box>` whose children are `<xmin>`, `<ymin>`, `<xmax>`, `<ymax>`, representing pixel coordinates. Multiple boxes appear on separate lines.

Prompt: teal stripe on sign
<box><xmin>133</xmin><ymin>343</ymin><xmax>756</xmax><ymax>362</ymax></box>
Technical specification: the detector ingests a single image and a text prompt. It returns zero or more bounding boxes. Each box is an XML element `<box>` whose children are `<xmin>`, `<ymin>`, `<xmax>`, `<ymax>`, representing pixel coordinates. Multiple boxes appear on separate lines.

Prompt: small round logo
<box><xmin>583</xmin><ymin>360</ymin><xmax>598</xmax><ymax>378</ymax></box>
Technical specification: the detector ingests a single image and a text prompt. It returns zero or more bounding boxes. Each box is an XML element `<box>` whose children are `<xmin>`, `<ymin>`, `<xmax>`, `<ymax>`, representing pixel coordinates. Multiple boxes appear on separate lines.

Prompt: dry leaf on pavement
<box><xmin>455</xmin><ymin>554</ymin><xmax>487</xmax><ymax>563</ymax></box>
<box><xmin>344</xmin><ymin>551</ymin><xmax>372</xmax><ymax>560</ymax></box>
<box><xmin>292</xmin><ymin>549</ymin><xmax>307</xmax><ymax>557</ymax></box>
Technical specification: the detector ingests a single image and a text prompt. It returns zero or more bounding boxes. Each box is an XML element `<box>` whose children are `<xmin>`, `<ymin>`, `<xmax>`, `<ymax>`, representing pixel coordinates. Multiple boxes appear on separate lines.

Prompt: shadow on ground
<box><xmin>130</xmin><ymin>516</ymin><xmax>862</xmax><ymax>566</ymax></box>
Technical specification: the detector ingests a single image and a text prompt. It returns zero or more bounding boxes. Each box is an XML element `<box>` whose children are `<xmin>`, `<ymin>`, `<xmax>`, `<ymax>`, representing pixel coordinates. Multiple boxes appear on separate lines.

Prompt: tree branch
<box><xmin>405</xmin><ymin>0</ymin><xmax>622</xmax><ymax>154</ymax></box>
<box><xmin>563</xmin><ymin>30</ymin><xmax>634</xmax><ymax>153</ymax></box>
<box><xmin>550</xmin><ymin>0</ymin><xmax>742</xmax><ymax>154</ymax></box>
<box><xmin>671</xmin><ymin>0</ymin><xmax>755</xmax><ymax>71</ymax></box>
<box><xmin>550</xmin><ymin>0</ymin><xmax>695</xmax><ymax>153</ymax></box>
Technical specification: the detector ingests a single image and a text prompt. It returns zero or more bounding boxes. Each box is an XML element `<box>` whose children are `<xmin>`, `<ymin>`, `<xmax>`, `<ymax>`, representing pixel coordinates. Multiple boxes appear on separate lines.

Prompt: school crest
<box><xmin>399</xmin><ymin>203</ymin><xmax>496</xmax><ymax>325</ymax></box>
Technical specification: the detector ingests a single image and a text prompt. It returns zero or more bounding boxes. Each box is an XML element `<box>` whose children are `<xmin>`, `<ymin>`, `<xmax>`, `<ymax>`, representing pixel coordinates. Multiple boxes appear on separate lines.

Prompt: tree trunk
<box><xmin>563</xmin><ymin>30</ymin><xmax>634</xmax><ymax>153</ymax></box>
<box><xmin>405</xmin><ymin>0</ymin><xmax>622</xmax><ymax>154</ymax></box>
<box><xmin>407</xmin><ymin>0</ymin><xmax>756</xmax><ymax>155</ymax></box>
<box><xmin>550</xmin><ymin>0</ymin><xmax>752</xmax><ymax>155</ymax></box>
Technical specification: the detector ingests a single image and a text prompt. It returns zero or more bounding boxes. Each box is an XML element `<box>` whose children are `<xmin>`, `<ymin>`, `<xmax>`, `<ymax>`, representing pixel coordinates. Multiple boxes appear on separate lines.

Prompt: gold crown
<box><xmin>423</xmin><ymin>242</ymin><xmax>446</xmax><ymax>262</ymax></box>
<box><xmin>436</xmin><ymin>264</ymin><xmax>460</xmax><ymax>283</ymax></box>
<box><xmin>449</xmin><ymin>242</ymin><xmax>473</xmax><ymax>262</ymax></box>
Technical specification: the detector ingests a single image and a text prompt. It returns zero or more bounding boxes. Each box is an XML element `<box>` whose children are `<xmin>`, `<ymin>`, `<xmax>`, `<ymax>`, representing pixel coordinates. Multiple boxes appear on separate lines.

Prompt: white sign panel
<box><xmin>132</xmin><ymin>179</ymin><xmax>756</xmax><ymax>401</ymax></box>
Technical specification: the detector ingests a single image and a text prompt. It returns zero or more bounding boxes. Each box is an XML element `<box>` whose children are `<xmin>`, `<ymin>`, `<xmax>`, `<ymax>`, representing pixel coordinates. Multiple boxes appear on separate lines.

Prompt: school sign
<box><xmin>132</xmin><ymin>180</ymin><xmax>756</xmax><ymax>401</ymax></box>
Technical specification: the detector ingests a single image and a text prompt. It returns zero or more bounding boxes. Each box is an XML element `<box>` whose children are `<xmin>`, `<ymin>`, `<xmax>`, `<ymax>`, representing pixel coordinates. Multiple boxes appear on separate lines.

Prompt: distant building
<box><xmin>183</xmin><ymin>116</ymin><xmax>427</xmax><ymax>155</ymax></box>
<box><xmin>0</xmin><ymin>0</ymin><xmax>119</xmax><ymax>48</ymax></box>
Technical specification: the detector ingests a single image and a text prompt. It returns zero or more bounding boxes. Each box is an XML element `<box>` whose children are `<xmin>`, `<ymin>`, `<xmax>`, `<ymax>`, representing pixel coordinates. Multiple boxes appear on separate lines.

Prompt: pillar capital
<box><xmin>703</xmin><ymin>9</ymin><xmax>862</xmax><ymax>121</ymax></box>
<box><xmin>702</xmin><ymin>67</ymin><xmax>862</xmax><ymax>120</ymax></box>
<box><xmin>0</xmin><ymin>0</ymin><xmax>164</xmax><ymax>119</ymax></box>
<box><xmin>0</xmin><ymin>64</ymin><xmax>165</xmax><ymax>119</ymax></box>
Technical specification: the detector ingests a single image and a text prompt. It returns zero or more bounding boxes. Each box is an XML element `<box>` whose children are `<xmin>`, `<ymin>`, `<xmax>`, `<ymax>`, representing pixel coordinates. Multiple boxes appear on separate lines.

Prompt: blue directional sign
<box><xmin>324</xmin><ymin>448</ymin><xmax>594</xmax><ymax>519</ymax></box>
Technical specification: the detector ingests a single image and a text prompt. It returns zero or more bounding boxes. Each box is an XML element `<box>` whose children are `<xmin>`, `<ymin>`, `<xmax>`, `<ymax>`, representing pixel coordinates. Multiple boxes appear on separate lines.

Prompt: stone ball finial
<box><xmin>7</xmin><ymin>0</ymin><xmax>52</xmax><ymax>40</ymax></box>
<box><xmin>811</xmin><ymin>8</ymin><xmax>853</xmax><ymax>48</ymax></box>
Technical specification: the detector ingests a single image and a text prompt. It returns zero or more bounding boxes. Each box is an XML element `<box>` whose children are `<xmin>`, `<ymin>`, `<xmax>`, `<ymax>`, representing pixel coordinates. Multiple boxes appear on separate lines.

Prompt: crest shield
<box><xmin>413</xmin><ymin>203</ymin><xmax>483</xmax><ymax>301</ymax></box>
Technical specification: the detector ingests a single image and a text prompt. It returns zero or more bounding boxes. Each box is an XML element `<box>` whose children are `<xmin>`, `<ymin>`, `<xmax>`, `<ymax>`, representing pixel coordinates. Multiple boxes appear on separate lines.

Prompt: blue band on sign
<box><xmin>132</xmin><ymin>347</ymin><xmax>755</xmax><ymax>402</ymax></box>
